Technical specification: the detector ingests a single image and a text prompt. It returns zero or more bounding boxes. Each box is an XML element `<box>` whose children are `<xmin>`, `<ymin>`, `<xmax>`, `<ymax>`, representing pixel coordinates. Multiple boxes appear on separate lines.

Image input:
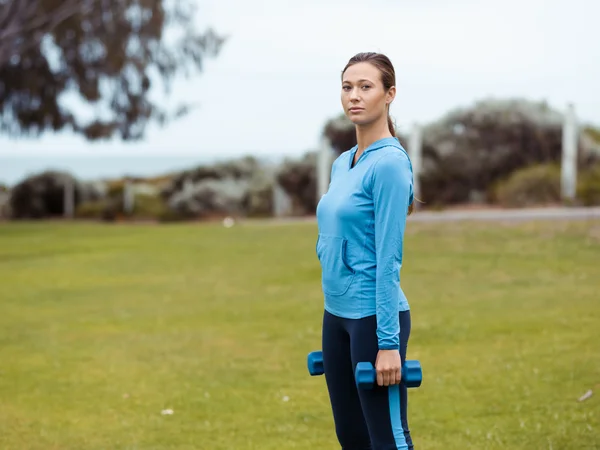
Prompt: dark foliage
<box><xmin>275</xmin><ymin>151</ymin><xmax>318</xmax><ymax>215</ymax></box>
<box><xmin>9</xmin><ymin>170</ymin><xmax>84</xmax><ymax>218</ymax></box>
<box><xmin>322</xmin><ymin>99</ymin><xmax>600</xmax><ymax>207</ymax></box>
<box><xmin>0</xmin><ymin>0</ymin><xmax>226</xmax><ymax>141</ymax></box>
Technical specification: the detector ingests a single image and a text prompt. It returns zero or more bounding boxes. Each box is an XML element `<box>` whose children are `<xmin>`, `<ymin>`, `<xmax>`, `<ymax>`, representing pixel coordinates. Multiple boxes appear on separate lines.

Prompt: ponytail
<box><xmin>387</xmin><ymin>114</ymin><xmax>396</xmax><ymax>138</ymax></box>
<box><xmin>388</xmin><ymin>112</ymin><xmax>415</xmax><ymax>215</ymax></box>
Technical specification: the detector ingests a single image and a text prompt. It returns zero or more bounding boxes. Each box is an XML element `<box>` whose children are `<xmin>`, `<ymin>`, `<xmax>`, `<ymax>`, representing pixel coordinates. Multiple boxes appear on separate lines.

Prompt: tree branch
<box><xmin>0</xmin><ymin>0</ymin><xmax>94</xmax><ymax>67</ymax></box>
<box><xmin>0</xmin><ymin>0</ymin><xmax>226</xmax><ymax>141</ymax></box>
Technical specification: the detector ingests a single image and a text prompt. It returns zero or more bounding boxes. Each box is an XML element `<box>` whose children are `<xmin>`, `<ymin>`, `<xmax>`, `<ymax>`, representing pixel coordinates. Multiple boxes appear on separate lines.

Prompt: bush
<box><xmin>242</xmin><ymin>181</ymin><xmax>274</xmax><ymax>218</ymax></box>
<box><xmin>160</xmin><ymin>156</ymin><xmax>275</xmax><ymax>219</ymax></box>
<box><xmin>131</xmin><ymin>193</ymin><xmax>171</xmax><ymax>219</ymax></box>
<box><xmin>322</xmin><ymin>99</ymin><xmax>600</xmax><ymax>207</ymax></box>
<box><xmin>76</xmin><ymin>192</ymin><xmax>179</xmax><ymax>222</ymax></box>
<box><xmin>8</xmin><ymin>171</ymin><xmax>106</xmax><ymax>219</ymax></box>
<box><xmin>491</xmin><ymin>163</ymin><xmax>562</xmax><ymax>207</ymax></box>
<box><xmin>0</xmin><ymin>190</ymin><xmax>10</xmax><ymax>219</ymax></box>
<box><xmin>275</xmin><ymin>151</ymin><xmax>318</xmax><ymax>215</ymax></box>
<box><xmin>577</xmin><ymin>162</ymin><xmax>600</xmax><ymax>206</ymax></box>
<box><xmin>10</xmin><ymin>171</ymin><xmax>80</xmax><ymax>219</ymax></box>
<box><xmin>75</xmin><ymin>199</ymin><xmax>119</xmax><ymax>221</ymax></box>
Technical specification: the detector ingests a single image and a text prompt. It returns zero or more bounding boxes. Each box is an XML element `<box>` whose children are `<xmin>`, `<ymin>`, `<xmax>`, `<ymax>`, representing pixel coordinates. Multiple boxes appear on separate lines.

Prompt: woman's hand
<box><xmin>375</xmin><ymin>349</ymin><xmax>402</xmax><ymax>387</ymax></box>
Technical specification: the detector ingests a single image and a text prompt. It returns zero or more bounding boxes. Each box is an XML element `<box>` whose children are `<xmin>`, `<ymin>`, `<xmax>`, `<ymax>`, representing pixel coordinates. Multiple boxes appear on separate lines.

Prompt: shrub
<box><xmin>166</xmin><ymin>178</ymin><xmax>250</xmax><ymax>219</ymax></box>
<box><xmin>577</xmin><ymin>162</ymin><xmax>600</xmax><ymax>206</ymax></box>
<box><xmin>160</xmin><ymin>156</ymin><xmax>274</xmax><ymax>219</ymax></box>
<box><xmin>242</xmin><ymin>181</ymin><xmax>274</xmax><ymax>218</ymax></box>
<box><xmin>8</xmin><ymin>171</ymin><xmax>106</xmax><ymax>219</ymax></box>
<box><xmin>275</xmin><ymin>151</ymin><xmax>318</xmax><ymax>215</ymax></box>
<box><xmin>75</xmin><ymin>200</ymin><xmax>108</xmax><ymax>219</ymax></box>
<box><xmin>0</xmin><ymin>190</ymin><xmax>10</xmax><ymax>219</ymax></box>
<box><xmin>131</xmin><ymin>193</ymin><xmax>171</xmax><ymax>219</ymax></box>
<box><xmin>10</xmin><ymin>171</ymin><xmax>80</xmax><ymax>219</ymax></box>
<box><xmin>75</xmin><ymin>199</ymin><xmax>119</xmax><ymax>222</ymax></box>
<box><xmin>76</xmin><ymin>192</ymin><xmax>179</xmax><ymax>222</ymax></box>
<box><xmin>323</xmin><ymin>99</ymin><xmax>600</xmax><ymax>207</ymax></box>
<box><xmin>491</xmin><ymin>163</ymin><xmax>562</xmax><ymax>208</ymax></box>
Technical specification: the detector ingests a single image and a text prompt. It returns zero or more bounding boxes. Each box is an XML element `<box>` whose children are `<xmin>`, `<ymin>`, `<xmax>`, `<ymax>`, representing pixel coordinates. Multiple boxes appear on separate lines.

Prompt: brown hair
<box><xmin>342</xmin><ymin>52</ymin><xmax>416</xmax><ymax>215</ymax></box>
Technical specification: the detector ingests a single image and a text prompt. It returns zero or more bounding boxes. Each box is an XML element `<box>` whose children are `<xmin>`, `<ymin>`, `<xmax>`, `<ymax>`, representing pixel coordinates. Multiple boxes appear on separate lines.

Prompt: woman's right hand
<box><xmin>375</xmin><ymin>349</ymin><xmax>402</xmax><ymax>386</ymax></box>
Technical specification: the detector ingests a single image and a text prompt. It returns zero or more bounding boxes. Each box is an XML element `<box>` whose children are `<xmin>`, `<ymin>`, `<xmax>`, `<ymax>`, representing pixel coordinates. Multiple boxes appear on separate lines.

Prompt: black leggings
<box><xmin>322</xmin><ymin>309</ymin><xmax>413</xmax><ymax>450</ymax></box>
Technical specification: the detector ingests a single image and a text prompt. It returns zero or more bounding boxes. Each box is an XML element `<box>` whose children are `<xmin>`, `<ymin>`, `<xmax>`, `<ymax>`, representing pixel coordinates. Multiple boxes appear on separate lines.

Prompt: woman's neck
<box><xmin>354</xmin><ymin>117</ymin><xmax>393</xmax><ymax>160</ymax></box>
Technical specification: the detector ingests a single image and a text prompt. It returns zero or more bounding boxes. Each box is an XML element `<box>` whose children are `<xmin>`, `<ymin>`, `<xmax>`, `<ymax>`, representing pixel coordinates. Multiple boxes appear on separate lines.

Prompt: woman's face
<box><xmin>341</xmin><ymin>62</ymin><xmax>394</xmax><ymax>126</ymax></box>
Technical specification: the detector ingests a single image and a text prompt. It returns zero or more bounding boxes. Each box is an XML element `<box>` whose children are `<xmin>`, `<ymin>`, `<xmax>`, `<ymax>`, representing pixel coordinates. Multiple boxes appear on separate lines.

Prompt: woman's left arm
<box><xmin>371</xmin><ymin>151</ymin><xmax>413</xmax><ymax>351</ymax></box>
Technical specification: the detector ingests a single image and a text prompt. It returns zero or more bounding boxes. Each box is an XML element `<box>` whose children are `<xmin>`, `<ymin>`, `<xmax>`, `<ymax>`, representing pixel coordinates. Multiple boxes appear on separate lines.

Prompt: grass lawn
<box><xmin>0</xmin><ymin>218</ymin><xmax>599</xmax><ymax>449</ymax></box>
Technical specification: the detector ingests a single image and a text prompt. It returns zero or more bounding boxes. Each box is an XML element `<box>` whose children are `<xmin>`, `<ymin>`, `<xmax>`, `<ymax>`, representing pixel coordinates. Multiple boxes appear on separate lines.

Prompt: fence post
<box><xmin>317</xmin><ymin>136</ymin><xmax>333</xmax><ymax>204</ymax></box>
<box><xmin>272</xmin><ymin>182</ymin><xmax>292</xmax><ymax>217</ymax></box>
<box><xmin>408</xmin><ymin>122</ymin><xmax>423</xmax><ymax>206</ymax></box>
<box><xmin>561</xmin><ymin>103</ymin><xmax>578</xmax><ymax>203</ymax></box>
<box><xmin>123</xmin><ymin>180</ymin><xmax>135</xmax><ymax>214</ymax></box>
<box><xmin>183</xmin><ymin>178</ymin><xmax>194</xmax><ymax>196</ymax></box>
<box><xmin>64</xmin><ymin>177</ymin><xmax>74</xmax><ymax>218</ymax></box>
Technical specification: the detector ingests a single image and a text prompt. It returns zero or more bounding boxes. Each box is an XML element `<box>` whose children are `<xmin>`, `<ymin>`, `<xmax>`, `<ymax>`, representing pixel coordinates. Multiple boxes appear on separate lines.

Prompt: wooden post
<box><xmin>272</xmin><ymin>183</ymin><xmax>292</xmax><ymax>217</ymax></box>
<box><xmin>184</xmin><ymin>178</ymin><xmax>194</xmax><ymax>196</ymax></box>
<box><xmin>561</xmin><ymin>103</ymin><xmax>578</xmax><ymax>203</ymax></box>
<box><xmin>408</xmin><ymin>122</ymin><xmax>423</xmax><ymax>206</ymax></box>
<box><xmin>317</xmin><ymin>135</ymin><xmax>333</xmax><ymax>203</ymax></box>
<box><xmin>123</xmin><ymin>180</ymin><xmax>134</xmax><ymax>214</ymax></box>
<box><xmin>63</xmin><ymin>177</ymin><xmax>74</xmax><ymax>218</ymax></box>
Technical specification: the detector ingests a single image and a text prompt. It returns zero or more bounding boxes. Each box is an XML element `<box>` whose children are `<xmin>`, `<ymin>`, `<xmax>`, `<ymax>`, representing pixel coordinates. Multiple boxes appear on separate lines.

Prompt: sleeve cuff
<box><xmin>378</xmin><ymin>343</ymin><xmax>399</xmax><ymax>350</ymax></box>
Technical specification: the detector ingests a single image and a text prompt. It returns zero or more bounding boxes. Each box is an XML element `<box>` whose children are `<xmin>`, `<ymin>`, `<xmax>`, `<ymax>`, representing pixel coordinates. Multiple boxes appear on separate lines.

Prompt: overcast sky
<box><xmin>1</xmin><ymin>0</ymin><xmax>598</xmax><ymax>158</ymax></box>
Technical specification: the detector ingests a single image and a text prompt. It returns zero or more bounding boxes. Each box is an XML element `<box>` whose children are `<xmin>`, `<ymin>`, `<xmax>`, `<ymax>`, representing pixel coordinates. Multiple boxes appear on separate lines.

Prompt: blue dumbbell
<box><xmin>355</xmin><ymin>360</ymin><xmax>422</xmax><ymax>389</ymax></box>
<box><xmin>308</xmin><ymin>350</ymin><xmax>423</xmax><ymax>389</ymax></box>
<box><xmin>307</xmin><ymin>351</ymin><xmax>324</xmax><ymax>376</ymax></box>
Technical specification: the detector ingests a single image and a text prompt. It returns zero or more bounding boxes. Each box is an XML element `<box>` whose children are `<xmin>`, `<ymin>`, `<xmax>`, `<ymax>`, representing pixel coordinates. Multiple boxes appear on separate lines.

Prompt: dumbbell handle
<box><xmin>355</xmin><ymin>360</ymin><xmax>422</xmax><ymax>389</ymax></box>
<box><xmin>307</xmin><ymin>351</ymin><xmax>422</xmax><ymax>389</ymax></box>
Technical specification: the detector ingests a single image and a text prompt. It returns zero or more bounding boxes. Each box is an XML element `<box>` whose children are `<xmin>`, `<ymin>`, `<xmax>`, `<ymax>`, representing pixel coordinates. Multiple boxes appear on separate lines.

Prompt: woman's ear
<box><xmin>386</xmin><ymin>86</ymin><xmax>396</xmax><ymax>105</ymax></box>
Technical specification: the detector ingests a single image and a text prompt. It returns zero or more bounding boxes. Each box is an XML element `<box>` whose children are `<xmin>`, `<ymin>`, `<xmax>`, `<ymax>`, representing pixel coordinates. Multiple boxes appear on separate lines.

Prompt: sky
<box><xmin>0</xmin><ymin>0</ymin><xmax>598</xmax><ymax>162</ymax></box>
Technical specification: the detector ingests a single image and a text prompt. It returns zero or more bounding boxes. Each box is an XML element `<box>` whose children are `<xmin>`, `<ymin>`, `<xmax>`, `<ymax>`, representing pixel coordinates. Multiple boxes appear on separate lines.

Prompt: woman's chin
<box><xmin>345</xmin><ymin>113</ymin><xmax>366</xmax><ymax>125</ymax></box>
<box><xmin>348</xmin><ymin>117</ymin><xmax>371</xmax><ymax>127</ymax></box>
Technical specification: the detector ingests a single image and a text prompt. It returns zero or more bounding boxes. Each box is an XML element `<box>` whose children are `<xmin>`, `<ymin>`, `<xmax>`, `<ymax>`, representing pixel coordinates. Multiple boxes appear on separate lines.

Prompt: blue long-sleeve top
<box><xmin>315</xmin><ymin>136</ymin><xmax>414</xmax><ymax>350</ymax></box>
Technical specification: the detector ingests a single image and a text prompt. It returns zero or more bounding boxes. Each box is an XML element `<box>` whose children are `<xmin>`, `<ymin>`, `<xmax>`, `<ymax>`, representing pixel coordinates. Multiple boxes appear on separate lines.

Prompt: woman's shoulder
<box><xmin>371</xmin><ymin>145</ymin><xmax>412</xmax><ymax>173</ymax></box>
<box><xmin>334</xmin><ymin>146</ymin><xmax>355</xmax><ymax>162</ymax></box>
<box><xmin>329</xmin><ymin>146</ymin><xmax>355</xmax><ymax>171</ymax></box>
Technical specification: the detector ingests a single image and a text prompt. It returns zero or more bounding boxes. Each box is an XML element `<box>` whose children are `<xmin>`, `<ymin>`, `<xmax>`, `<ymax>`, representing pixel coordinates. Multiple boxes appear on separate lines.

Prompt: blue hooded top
<box><xmin>315</xmin><ymin>136</ymin><xmax>414</xmax><ymax>350</ymax></box>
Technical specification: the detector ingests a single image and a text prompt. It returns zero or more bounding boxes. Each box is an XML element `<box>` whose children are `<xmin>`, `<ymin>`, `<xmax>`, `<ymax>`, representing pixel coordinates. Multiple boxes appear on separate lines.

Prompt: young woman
<box><xmin>315</xmin><ymin>52</ymin><xmax>415</xmax><ymax>450</ymax></box>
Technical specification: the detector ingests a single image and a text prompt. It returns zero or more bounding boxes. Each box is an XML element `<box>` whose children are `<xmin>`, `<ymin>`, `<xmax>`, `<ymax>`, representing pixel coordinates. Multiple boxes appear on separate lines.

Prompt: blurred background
<box><xmin>1</xmin><ymin>1</ymin><xmax>599</xmax><ymax>449</ymax></box>
<box><xmin>1</xmin><ymin>0</ymin><xmax>599</xmax><ymax>219</ymax></box>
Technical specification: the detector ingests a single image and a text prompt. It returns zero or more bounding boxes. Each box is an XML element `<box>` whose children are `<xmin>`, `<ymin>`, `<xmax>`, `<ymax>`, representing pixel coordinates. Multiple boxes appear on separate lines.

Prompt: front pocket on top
<box><xmin>316</xmin><ymin>234</ymin><xmax>356</xmax><ymax>296</ymax></box>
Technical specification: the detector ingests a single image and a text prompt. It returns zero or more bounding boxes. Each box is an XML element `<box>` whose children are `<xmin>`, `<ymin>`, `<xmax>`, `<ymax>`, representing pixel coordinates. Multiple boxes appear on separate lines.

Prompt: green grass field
<box><xmin>1</xmin><ymin>218</ymin><xmax>599</xmax><ymax>449</ymax></box>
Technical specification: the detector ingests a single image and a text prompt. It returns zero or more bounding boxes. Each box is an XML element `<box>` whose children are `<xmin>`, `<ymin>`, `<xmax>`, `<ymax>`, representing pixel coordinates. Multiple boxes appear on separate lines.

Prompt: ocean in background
<box><xmin>0</xmin><ymin>153</ymin><xmax>288</xmax><ymax>187</ymax></box>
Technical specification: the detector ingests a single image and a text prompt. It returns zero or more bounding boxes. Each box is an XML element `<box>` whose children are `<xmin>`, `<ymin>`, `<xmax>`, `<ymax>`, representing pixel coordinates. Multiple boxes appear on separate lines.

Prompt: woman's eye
<box><xmin>362</xmin><ymin>85</ymin><xmax>371</xmax><ymax>90</ymax></box>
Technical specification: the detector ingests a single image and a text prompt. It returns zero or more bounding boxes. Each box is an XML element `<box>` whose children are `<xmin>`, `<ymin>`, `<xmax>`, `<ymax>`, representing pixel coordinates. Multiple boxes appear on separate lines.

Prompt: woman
<box><xmin>315</xmin><ymin>52</ymin><xmax>415</xmax><ymax>450</ymax></box>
